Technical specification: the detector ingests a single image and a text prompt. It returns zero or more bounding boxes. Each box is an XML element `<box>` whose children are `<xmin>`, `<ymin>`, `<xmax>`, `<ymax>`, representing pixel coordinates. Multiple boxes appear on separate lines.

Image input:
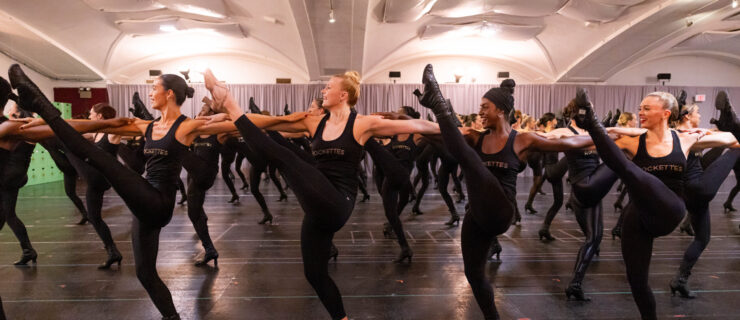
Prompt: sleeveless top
<box><xmin>389</xmin><ymin>134</ymin><xmax>415</xmax><ymax>170</ymax></box>
<box><xmin>475</xmin><ymin>129</ymin><xmax>526</xmax><ymax>202</ymax></box>
<box><xmin>143</xmin><ymin>115</ymin><xmax>189</xmax><ymax>186</ymax></box>
<box><xmin>632</xmin><ymin>131</ymin><xmax>686</xmax><ymax>196</ymax></box>
<box><xmin>95</xmin><ymin>133</ymin><xmax>119</xmax><ymax>156</ymax></box>
<box><xmin>684</xmin><ymin>150</ymin><xmax>703</xmax><ymax>182</ymax></box>
<box><xmin>564</xmin><ymin>126</ymin><xmax>600</xmax><ymax>184</ymax></box>
<box><xmin>2</xmin><ymin>141</ymin><xmax>34</xmax><ymax>190</ymax></box>
<box><xmin>192</xmin><ymin>135</ymin><xmax>220</xmax><ymax>170</ymax></box>
<box><xmin>311</xmin><ymin>112</ymin><xmax>365</xmax><ymax>199</ymax></box>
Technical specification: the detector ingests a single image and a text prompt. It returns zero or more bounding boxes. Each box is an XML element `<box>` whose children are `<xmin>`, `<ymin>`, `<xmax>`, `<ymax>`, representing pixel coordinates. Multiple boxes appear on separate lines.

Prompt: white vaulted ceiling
<box><xmin>0</xmin><ymin>0</ymin><xmax>737</xmax><ymax>83</ymax></box>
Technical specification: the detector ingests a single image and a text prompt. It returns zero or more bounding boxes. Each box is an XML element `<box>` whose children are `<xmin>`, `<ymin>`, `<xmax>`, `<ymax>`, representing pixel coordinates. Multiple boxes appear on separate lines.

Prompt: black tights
<box><xmin>234</xmin><ymin>115</ymin><xmax>352</xmax><ymax>319</ymax></box>
<box><xmin>723</xmin><ymin>164</ymin><xmax>740</xmax><ymax>208</ymax></box>
<box><xmin>68</xmin><ymin>154</ymin><xmax>117</xmax><ymax>252</ymax></box>
<box><xmin>185</xmin><ymin>152</ymin><xmax>219</xmax><ymax>252</ymax></box>
<box><xmin>435</xmin><ymin>114</ymin><xmax>515</xmax><ymax>319</ymax></box>
<box><xmin>365</xmin><ymin>140</ymin><xmax>411</xmax><ymax>250</ymax></box>
<box><xmin>41</xmin><ymin>116</ymin><xmax>178</xmax><ymax>317</ymax></box>
<box><xmin>679</xmin><ymin>149</ymin><xmax>740</xmax><ymax>278</ymax></box>
<box><xmin>220</xmin><ymin>147</ymin><xmax>240</xmax><ymax>200</ymax></box>
<box><xmin>0</xmin><ymin>189</ymin><xmax>33</xmax><ymax>253</ymax></box>
<box><xmin>412</xmin><ymin>143</ymin><xmax>434</xmax><ymax>213</ymax></box>
<box><xmin>437</xmin><ymin>157</ymin><xmax>461</xmax><ymax>218</ymax></box>
<box><xmin>234</xmin><ymin>152</ymin><xmax>249</xmax><ymax>188</ymax></box>
<box><xmin>569</xmin><ymin>164</ymin><xmax>618</xmax><ymax>285</ymax></box>
<box><xmin>541</xmin><ymin>157</ymin><xmax>568</xmax><ymax>229</ymax></box>
<box><xmin>586</xmin><ymin>126</ymin><xmax>685</xmax><ymax>320</ymax></box>
<box><xmin>42</xmin><ymin>141</ymin><xmax>88</xmax><ymax>218</ymax></box>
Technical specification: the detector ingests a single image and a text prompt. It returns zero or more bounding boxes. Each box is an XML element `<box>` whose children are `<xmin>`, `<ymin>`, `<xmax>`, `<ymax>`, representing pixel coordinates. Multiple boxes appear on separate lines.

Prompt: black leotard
<box><xmin>389</xmin><ymin>134</ymin><xmax>416</xmax><ymax>171</ymax></box>
<box><xmin>144</xmin><ymin>115</ymin><xmax>189</xmax><ymax>188</ymax></box>
<box><xmin>631</xmin><ymin>131</ymin><xmax>686</xmax><ymax>197</ymax></box>
<box><xmin>475</xmin><ymin>129</ymin><xmax>525</xmax><ymax>200</ymax></box>
<box><xmin>565</xmin><ymin>126</ymin><xmax>599</xmax><ymax>184</ymax></box>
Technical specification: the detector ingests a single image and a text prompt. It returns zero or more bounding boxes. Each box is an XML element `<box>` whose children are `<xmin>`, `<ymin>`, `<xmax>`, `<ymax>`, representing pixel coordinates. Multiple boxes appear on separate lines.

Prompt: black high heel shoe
<box><xmin>710</xmin><ymin>90</ymin><xmax>740</xmax><ymax>141</ymax></box>
<box><xmin>14</xmin><ymin>249</ymin><xmax>38</xmax><ymax>266</ymax></box>
<box><xmin>393</xmin><ymin>247</ymin><xmax>413</xmax><ymax>263</ymax></box>
<box><xmin>724</xmin><ymin>202</ymin><xmax>736</xmax><ymax>213</ymax></box>
<box><xmin>195</xmin><ymin>249</ymin><xmax>219</xmax><ymax>268</ymax></box>
<box><xmin>445</xmin><ymin>213</ymin><xmax>460</xmax><ymax>226</ymax></box>
<box><xmin>412</xmin><ymin>207</ymin><xmax>424</xmax><ymax>215</ymax></box>
<box><xmin>278</xmin><ymin>193</ymin><xmax>288</xmax><ymax>202</ymax></box>
<box><xmin>162</xmin><ymin>313</ymin><xmax>181</xmax><ymax>320</ymax></box>
<box><xmin>258</xmin><ymin>213</ymin><xmax>273</xmax><ymax>225</ymax></box>
<box><xmin>359</xmin><ymin>194</ymin><xmax>370</xmax><ymax>203</ymax></box>
<box><xmin>669</xmin><ymin>277</ymin><xmax>696</xmax><ymax>299</ymax></box>
<box><xmin>98</xmin><ymin>247</ymin><xmax>122</xmax><ymax>270</ymax></box>
<box><xmin>228</xmin><ymin>195</ymin><xmax>239</xmax><ymax>204</ymax></box>
<box><xmin>565</xmin><ymin>283</ymin><xmax>591</xmax><ymax>301</ymax></box>
<box><xmin>240</xmin><ymin>183</ymin><xmax>249</xmax><ymax>190</ymax></box>
<box><xmin>538</xmin><ymin>228</ymin><xmax>555</xmax><ymax>241</ymax></box>
<box><xmin>679</xmin><ymin>220</ymin><xmax>695</xmax><ymax>236</ymax></box>
<box><xmin>76</xmin><ymin>216</ymin><xmax>89</xmax><ymax>225</ymax></box>
<box><xmin>611</xmin><ymin>225</ymin><xmax>622</xmax><ymax>240</ymax></box>
<box><xmin>524</xmin><ymin>204</ymin><xmax>537</xmax><ymax>214</ymax></box>
<box><xmin>382</xmin><ymin>223</ymin><xmax>396</xmax><ymax>239</ymax></box>
<box><xmin>329</xmin><ymin>244</ymin><xmax>339</xmax><ymax>262</ymax></box>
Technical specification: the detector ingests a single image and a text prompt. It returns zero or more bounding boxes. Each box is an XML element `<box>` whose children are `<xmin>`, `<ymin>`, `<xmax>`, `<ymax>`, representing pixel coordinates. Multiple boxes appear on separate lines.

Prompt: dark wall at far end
<box><xmin>53</xmin><ymin>88</ymin><xmax>109</xmax><ymax>118</ymax></box>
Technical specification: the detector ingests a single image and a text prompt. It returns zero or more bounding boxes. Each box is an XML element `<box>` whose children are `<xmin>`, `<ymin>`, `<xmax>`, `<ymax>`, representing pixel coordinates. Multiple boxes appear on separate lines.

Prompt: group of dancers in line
<box><xmin>0</xmin><ymin>63</ymin><xmax>739</xmax><ymax>320</ymax></box>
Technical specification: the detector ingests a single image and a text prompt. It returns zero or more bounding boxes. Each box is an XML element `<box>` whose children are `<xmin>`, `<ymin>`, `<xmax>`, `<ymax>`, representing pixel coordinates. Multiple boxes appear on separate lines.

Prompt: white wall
<box><xmin>119</xmin><ymin>55</ymin><xmax>310</xmax><ymax>84</ymax></box>
<box><xmin>0</xmin><ymin>53</ymin><xmax>57</xmax><ymax>99</ymax></box>
<box><xmin>363</xmin><ymin>56</ymin><xmax>541</xmax><ymax>84</ymax></box>
<box><xmin>607</xmin><ymin>55</ymin><xmax>740</xmax><ymax>86</ymax></box>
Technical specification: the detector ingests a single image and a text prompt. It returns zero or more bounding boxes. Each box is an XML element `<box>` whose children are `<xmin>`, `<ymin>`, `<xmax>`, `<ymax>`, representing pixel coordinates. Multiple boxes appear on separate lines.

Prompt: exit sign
<box><xmin>694</xmin><ymin>94</ymin><xmax>706</xmax><ymax>102</ymax></box>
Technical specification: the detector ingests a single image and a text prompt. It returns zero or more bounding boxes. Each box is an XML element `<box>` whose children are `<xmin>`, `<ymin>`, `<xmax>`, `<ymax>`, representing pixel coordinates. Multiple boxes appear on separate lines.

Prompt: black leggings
<box><xmin>234</xmin><ymin>152</ymin><xmax>249</xmax><ymax>188</ymax></box>
<box><xmin>117</xmin><ymin>142</ymin><xmax>145</xmax><ymax>175</ymax></box>
<box><xmin>365</xmin><ymin>140</ymin><xmax>411</xmax><ymax>250</ymax></box>
<box><xmin>679</xmin><ymin>149</ymin><xmax>740</xmax><ymax>278</ymax></box>
<box><xmin>541</xmin><ymin>157</ymin><xmax>568</xmax><ymax>229</ymax></box>
<box><xmin>220</xmin><ymin>147</ymin><xmax>240</xmax><ymax>200</ymax></box>
<box><xmin>412</xmin><ymin>143</ymin><xmax>434</xmax><ymax>213</ymax></box>
<box><xmin>41</xmin><ymin>116</ymin><xmax>178</xmax><ymax>317</ymax></box>
<box><xmin>229</xmin><ymin>142</ymin><xmax>273</xmax><ymax>218</ymax></box>
<box><xmin>0</xmin><ymin>189</ymin><xmax>33</xmax><ymax>253</ymax></box>
<box><xmin>42</xmin><ymin>141</ymin><xmax>88</xmax><ymax>218</ymax></box>
<box><xmin>67</xmin><ymin>154</ymin><xmax>117</xmax><ymax>252</ymax></box>
<box><xmin>724</xmin><ymin>164</ymin><xmax>740</xmax><ymax>207</ymax></box>
<box><xmin>184</xmin><ymin>151</ymin><xmax>219</xmax><ymax>252</ymax></box>
<box><xmin>267</xmin><ymin>164</ymin><xmax>287</xmax><ymax>196</ymax></box>
<box><xmin>586</xmin><ymin>127</ymin><xmax>686</xmax><ymax>320</ymax></box>
<box><xmin>437</xmin><ymin>156</ymin><xmax>462</xmax><ymax>217</ymax></box>
<box><xmin>569</xmin><ymin>164</ymin><xmax>618</xmax><ymax>285</ymax></box>
<box><xmin>435</xmin><ymin>114</ymin><xmax>515</xmax><ymax>319</ymax></box>
<box><xmin>234</xmin><ymin>115</ymin><xmax>353</xmax><ymax>320</ymax></box>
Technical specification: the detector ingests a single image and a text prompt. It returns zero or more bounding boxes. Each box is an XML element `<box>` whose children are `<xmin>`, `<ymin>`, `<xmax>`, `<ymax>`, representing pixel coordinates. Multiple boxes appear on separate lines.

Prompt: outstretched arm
<box><xmin>691</xmin><ymin>131</ymin><xmax>738</xmax><ymax>150</ymax></box>
<box><xmin>10</xmin><ymin>118</ymin><xmax>134</xmax><ymax>141</ymax></box>
<box><xmin>363</xmin><ymin>116</ymin><xmax>439</xmax><ymax>144</ymax></box>
<box><xmin>518</xmin><ymin>131</ymin><xmax>595</xmax><ymax>153</ymax></box>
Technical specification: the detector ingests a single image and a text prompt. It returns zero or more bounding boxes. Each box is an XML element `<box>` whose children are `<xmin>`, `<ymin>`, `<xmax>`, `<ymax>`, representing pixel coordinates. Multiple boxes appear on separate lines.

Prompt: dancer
<box><xmin>185</xmin><ymin>103</ymin><xmax>222</xmax><ymax>267</ymax></box>
<box><xmin>219</xmin><ymin>136</ymin><xmax>242</xmax><ymax>203</ymax></box>
<box><xmin>536</xmin><ymin>113</ymin><xmax>569</xmax><ymax>241</ymax></box>
<box><xmin>572</xmin><ymin>87</ymin><xmax>737</xmax><ymax>319</ymax></box>
<box><xmin>416</xmin><ymin>65</ymin><xmax>597</xmax><ymax>319</ymax></box>
<box><xmin>541</xmin><ymin>100</ymin><xmax>621</xmax><ymax>300</ymax></box>
<box><xmin>65</xmin><ymin>103</ymin><xmax>123</xmax><ymax>269</ymax></box>
<box><xmin>10</xmin><ymin>65</ymin><xmax>239</xmax><ymax>319</ymax></box>
<box><xmin>668</xmin><ymin>92</ymin><xmax>740</xmax><ymax>298</ymax></box>
<box><xmin>203</xmin><ymin>68</ymin><xmax>440</xmax><ymax>320</ymax></box>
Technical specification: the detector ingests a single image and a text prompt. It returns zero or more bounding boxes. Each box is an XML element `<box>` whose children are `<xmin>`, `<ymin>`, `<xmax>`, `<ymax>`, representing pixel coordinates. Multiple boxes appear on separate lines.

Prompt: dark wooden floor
<box><xmin>1</xmin><ymin>174</ymin><xmax>739</xmax><ymax>319</ymax></box>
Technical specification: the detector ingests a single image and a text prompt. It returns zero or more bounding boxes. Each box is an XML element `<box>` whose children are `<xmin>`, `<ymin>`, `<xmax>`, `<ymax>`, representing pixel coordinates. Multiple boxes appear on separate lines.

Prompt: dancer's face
<box><xmin>89</xmin><ymin>109</ymin><xmax>102</xmax><ymax>120</ymax></box>
<box><xmin>687</xmin><ymin>108</ymin><xmax>700</xmax><ymax>128</ymax></box>
<box><xmin>478</xmin><ymin>97</ymin><xmax>505</xmax><ymax>128</ymax></box>
<box><xmin>321</xmin><ymin>77</ymin><xmax>346</xmax><ymax>109</ymax></box>
<box><xmin>307</xmin><ymin>100</ymin><xmax>325</xmax><ymax>116</ymax></box>
<box><xmin>149</xmin><ymin>78</ymin><xmax>173</xmax><ymax>110</ymax></box>
<box><xmin>638</xmin><ymin>96</ymin><xmax>671</xmax><ymax>129</ymax></box>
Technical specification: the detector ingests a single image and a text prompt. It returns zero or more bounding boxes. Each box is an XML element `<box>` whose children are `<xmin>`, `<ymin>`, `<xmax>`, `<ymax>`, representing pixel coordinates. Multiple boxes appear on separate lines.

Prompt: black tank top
<box><xmin>144</xmin><ymin>115</ymin><xmax>189</xmax><ymax>185</ymax></box>
<box><xmin>95</xmin><ymin>133</ymin><xmax>119</xmax><ymax>156</ymax></box>
<box><xmin>389</xmin><ymin>134</ymin><xmax>415</xmax><ymax>170</ymax></box>
<box><xmin>311</xmin><ymin>112</ymin><xmax>365</xmax><ymax>199</ymax></box>
<box><xmin>2</xmin><ymin>141</ymin><xmax>34</xmax><ymax>189</ymax></box>
<box><xmin>632</xmin><ymin>131</ymin><xmax>686</xmax><ymax>196</ymax></box>
<box><xmin>475</xmin><ymin>130</ymin><xmax>525</xmax><ymax>201</ymax></box>
<box><xmin>0</xmin><ymin>117</ymin><xmax>11</xmax><ymax>168</ymax></box>
<box><xmin>192</xmin><ymin>135</ymin><xmax>220</xmax><ymax>170</ymax></box>
<box><xmin>564</xmin><ymin>126</ymin><xmax>599</xmax><ymax>184</ymax></box>
<box><xmin>684</xmin><ymin>151</ymin><xmax>703</xmax><ymax>182</ymax></box>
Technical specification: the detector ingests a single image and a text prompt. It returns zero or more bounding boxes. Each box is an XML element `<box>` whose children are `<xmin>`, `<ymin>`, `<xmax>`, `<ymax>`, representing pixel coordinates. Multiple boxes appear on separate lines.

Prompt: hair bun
<box><xmin>344</xmin><ymin>71</ymin><xmax>361</xmax><ymax>85</ymax></box>
<box><xmin>186</xmin><ymin>87</ymin><xmax>195</xmax><ymax>98</ymax></box>
<box><xmin>500</xmin><ymin>79</ymin><xmax>516</xmax><ymax>95</ymax></box>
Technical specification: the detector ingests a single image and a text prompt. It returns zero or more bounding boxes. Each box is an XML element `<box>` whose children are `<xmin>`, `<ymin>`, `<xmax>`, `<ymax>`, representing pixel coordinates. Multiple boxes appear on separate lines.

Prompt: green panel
<box><xmin>23</xmin><ymin>102</ymin><xmax>72</xmax><ymax>187</ymax></box>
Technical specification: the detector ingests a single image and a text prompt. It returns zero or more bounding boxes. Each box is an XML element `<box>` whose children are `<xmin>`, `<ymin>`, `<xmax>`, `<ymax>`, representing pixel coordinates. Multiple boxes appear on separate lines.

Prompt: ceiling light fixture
<box><xmin>159</xmin><ymin>25</ymin><xmax>177</xmax><ymax>32</ymax></box>
<box><xmin>329</xmin><ymin>0</ymin><xmax>336</xmax><ymax>23</ymax></box>
<box><xmin>733</xmin><ymin>0</ymin><xmax>738</xmax><ymax>9</ymax></box>
<box><xmin>480</xmin><ymin>20</ymin><xmax>498</xmax><ymax>37</ymax></box>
